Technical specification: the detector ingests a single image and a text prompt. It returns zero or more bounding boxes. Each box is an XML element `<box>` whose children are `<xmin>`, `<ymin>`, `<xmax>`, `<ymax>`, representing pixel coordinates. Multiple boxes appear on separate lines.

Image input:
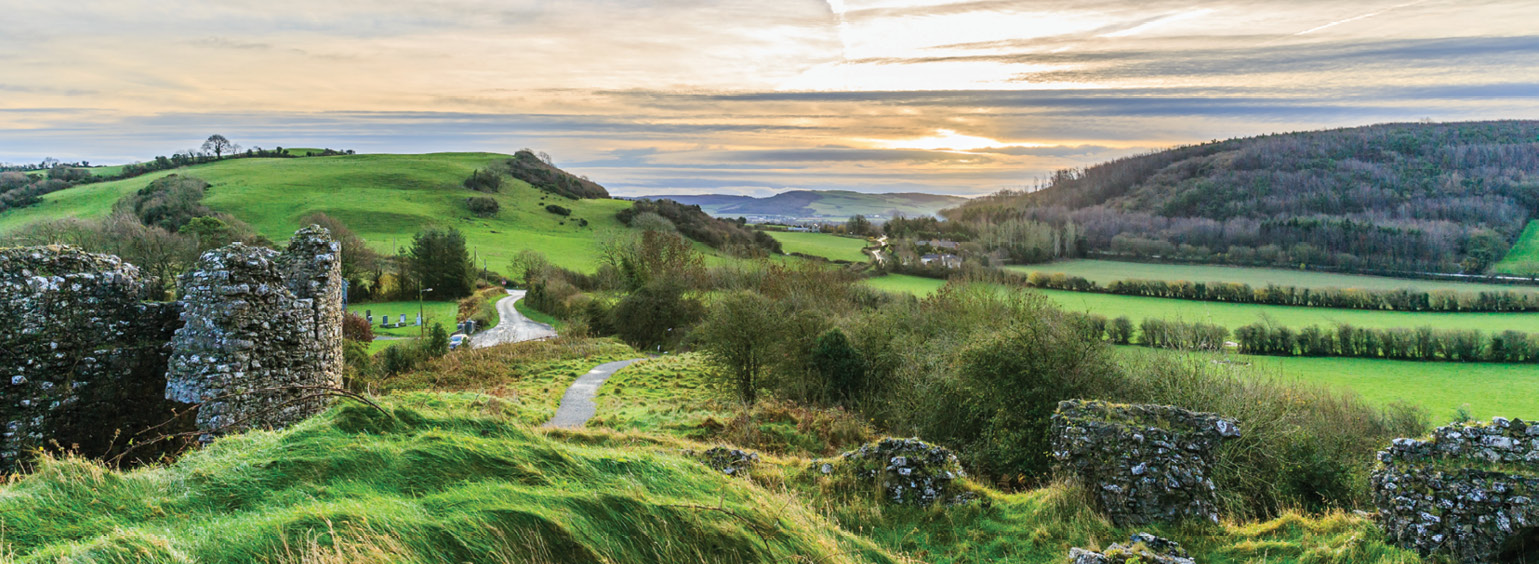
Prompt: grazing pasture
<box><xmin>1034</xmin><ymin>287</ymin><xmax>1539</xmax><ymax>334</ymax></box>
<box><xmin>0</xmin><ymin>153</ymin><xmax>633</xmax><ymax>272</ymax></box>
<box><xmin>1007</xmin><ymin>259</ymin><xmax>1535</xmax><ymax>293</ymax></box>
<box><xmin>768</xmin><ymin>231</ymin><xmax>869</xmax><ymax>262</ymax></box>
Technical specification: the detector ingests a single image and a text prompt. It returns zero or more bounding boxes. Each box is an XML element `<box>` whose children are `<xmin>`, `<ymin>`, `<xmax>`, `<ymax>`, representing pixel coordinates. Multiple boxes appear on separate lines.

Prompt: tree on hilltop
<box><xmin>201</xmin><ymin>134</ymin><xmax>237</xmax><ymax>159</ymax></box>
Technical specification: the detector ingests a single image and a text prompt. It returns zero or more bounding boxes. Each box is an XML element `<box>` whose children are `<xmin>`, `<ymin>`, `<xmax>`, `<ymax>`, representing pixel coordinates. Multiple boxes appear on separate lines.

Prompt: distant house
<box><xmin>916</xmin><ymin>239</ymin><xmax>960</xmax><ymax>250</ymax></box>
<box><xmin>919</xmin><ymin>253</ymin><xmax>962</xmax><ymax>269</ymax></box>
<box><xmin>788</xmin><ymin>226</ymin><xmax>815</xmax><ymax>232</ymax></box>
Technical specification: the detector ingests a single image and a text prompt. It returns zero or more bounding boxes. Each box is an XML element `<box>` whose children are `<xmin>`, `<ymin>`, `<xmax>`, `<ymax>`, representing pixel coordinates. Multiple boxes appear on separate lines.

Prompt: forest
<box><xmin>945</xmin><ymin>121</ymin><xmax>1539</xmax><ymax>274</ymax></box>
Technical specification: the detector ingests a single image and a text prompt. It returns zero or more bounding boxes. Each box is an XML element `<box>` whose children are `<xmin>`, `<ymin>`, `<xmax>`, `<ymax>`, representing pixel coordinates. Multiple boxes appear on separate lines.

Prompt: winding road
<box><xmin>469</xmin><ymin>289</ymin><xmax>644</xmax><ymax>428</ymax></box>
<box><xmin>543</xmin><ymin>358</ymin><xmax>645</xmax><ymax>428</ymax></box>
<box><xmin>472</xmin><ymin>289</ymin><xmax>557</xmax><ymax>348</ymax></box>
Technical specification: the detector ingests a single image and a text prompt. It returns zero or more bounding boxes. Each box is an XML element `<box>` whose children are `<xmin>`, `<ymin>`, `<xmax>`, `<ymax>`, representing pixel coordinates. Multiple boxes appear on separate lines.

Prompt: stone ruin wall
<box><xmin>166</xmin><ymin>226</ymin><xmax>343</xmax><ymax>434</ymax></box>
<box><xmin>0</xmin><ymin>226</ymin><xmax>342</xmax><ymax>471</ymax></box>
<box><xmin>1051</xmin><ymin>399</ymin><xmax>1241</xmax><ymax>526</ymax></box>
<box><xmin>0</xmin><ymin>247</ymin><xmax>184</xmax><ymax>469</ymax></box>
<box><xmin>1373</xmin><ymin>417</ymin><xmax>1539</xmax><ymax>563</ymax></box>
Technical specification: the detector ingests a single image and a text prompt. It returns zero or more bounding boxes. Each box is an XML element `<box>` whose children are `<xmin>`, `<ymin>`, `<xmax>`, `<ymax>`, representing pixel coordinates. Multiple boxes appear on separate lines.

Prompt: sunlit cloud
<box><xmin>1</xmin><ymin>0</ymin><xmax>1537</xmax><ymax>196</ymax></box>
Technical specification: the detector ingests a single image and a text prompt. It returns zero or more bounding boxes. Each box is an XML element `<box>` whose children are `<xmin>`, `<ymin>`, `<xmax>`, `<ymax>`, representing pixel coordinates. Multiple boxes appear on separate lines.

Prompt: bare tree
<box><xmin>201</xmin><ymin>134</ymin><xmax>236</xmax><ymax>159</ymax></box>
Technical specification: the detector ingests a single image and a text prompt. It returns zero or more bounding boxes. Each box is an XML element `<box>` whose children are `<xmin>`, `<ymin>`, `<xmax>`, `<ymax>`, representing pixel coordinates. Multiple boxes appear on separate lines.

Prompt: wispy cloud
<box><xmin>1</xmin><ymin>0</ymin><xmax>1536</xmax><ymax>195</ymax></box>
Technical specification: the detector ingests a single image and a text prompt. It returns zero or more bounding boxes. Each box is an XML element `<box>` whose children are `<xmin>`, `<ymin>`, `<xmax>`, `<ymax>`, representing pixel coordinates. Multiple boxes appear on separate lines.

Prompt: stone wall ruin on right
<box><xmin>1373</xmin><ymin>417</ymin><xmax>1539</xmax><ymax>563</ymax></box>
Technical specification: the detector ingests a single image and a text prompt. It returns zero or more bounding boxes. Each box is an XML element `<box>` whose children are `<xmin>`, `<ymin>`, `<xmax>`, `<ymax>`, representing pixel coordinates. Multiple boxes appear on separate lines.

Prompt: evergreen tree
<box><xmin>406</xmin><ymin>227</ymin><xmax>475</xmax><ymax>299</ymax></box>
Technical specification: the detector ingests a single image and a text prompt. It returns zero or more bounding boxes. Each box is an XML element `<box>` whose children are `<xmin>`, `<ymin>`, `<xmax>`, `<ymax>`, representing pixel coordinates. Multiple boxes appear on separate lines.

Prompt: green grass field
<box><xmin>1495</xmin><ymin>220</ymin><xmax>1539</xmax><ymax>276</ymax></box>
<box><xmin>868</xmin><ymin>273</ymin><xmax>1539</xmax><ymax>333</ymax></box>
<box><xmin>0</xmin><ymin>153</ymin><xmax>634</xmax><ymax>272</ymax></box>
<box><xmin>347</xmin><ymin>300</ymin><xmax>459</xmax><ymax>337</ymax></box>
<box><xmin>861</xmin><ymin>274</ymin><xmax>946</xmax><ymax>296</ymax></box>
<box><xmin>1244</xmin><ymin>353</ymin><xmax>1539</xmax><ymax>422</ymax></box>
<box><xmin>768</xmin><ymin>231</ymin><xmax>869</xmax><ymax>262</ymax></box>
<box><xmin>1114</xmin><ymin>346</ymin><xmax>1537</xmax><ymax>422</ymax></box>
<box><xmin>1008</xmin><ymin>259</ymin><xmax>1538</xmax><ymax>293</ymax></box>
<box><xmin>1034</xmin><ymin>287</ymin><xmax>1539</xmax><ymax>333</ymax></box>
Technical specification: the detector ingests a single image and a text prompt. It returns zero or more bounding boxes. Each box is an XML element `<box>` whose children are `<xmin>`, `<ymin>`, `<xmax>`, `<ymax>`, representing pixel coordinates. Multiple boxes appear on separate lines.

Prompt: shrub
<box><xmin>462</xmin><ymin>168</ymin><xmax>504</xmax><ymax>192</ymax></box>
<box><xmin>610</xmin><ymin>283</ymin><xmax>702</xmax><ymax>351</ymax></box>
<box><xmin>342</xmin><ymin>312</ymin><xmax>375</xmax><ymax>342</ymax></box>
<box><xmin>545</xmin><ymin>204</ymin><xmax>571</xmax><ymax>216</ymax></box>
<box><xmin>465</xmin><ymin>196</ymin><xmax>499</xmax><ymax>217</ymax></box>
<box><xmin>811</xmin><ymin>328</ymin><xmax>866</xmax><ymax>404</ymax></box>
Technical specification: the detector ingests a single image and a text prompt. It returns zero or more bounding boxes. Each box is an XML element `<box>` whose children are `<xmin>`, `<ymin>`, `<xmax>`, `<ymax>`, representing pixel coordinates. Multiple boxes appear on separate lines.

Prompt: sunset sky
<box><xmin>2</xmin><ymin>0</ymin><xmax>1537</xmax><ymax>196</ymax></box>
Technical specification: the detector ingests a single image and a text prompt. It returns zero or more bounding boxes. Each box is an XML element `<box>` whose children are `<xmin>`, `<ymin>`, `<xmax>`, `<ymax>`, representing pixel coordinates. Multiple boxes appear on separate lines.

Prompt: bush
<box><xmin>610</xmin><ymin>283</ymin><xmax>702</xmax><ymax>351</ymax></box>
<box><xmin>545</xmin><ymin>204</ymin><xmax>571</xmax><ymax>216</ymax></box>
<box><xmin>462</xmin><ymin>168</ymin><xmax>504</xmax><ymax>192</ymax></box>
<box><xmin>342</xmin><ymin>312</ymin><xmax>375</xmax><ymax>342</ymax></box>
<box><xmin>811</xmin><ymin>328</ymin><xmax>866</xmax><ymax>404</ymax></box>
<box><xmin>466</xmin><ymin>196</ymin><xmax>499</xmax><ymax>217</ymax></box>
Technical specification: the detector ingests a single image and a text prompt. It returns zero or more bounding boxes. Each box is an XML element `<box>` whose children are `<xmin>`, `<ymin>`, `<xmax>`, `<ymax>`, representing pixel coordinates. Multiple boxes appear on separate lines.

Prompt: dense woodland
<box><xmin>947</xmin><ymin>121</ymin><xmax>1539</xmax><ymax>274</ymax></box>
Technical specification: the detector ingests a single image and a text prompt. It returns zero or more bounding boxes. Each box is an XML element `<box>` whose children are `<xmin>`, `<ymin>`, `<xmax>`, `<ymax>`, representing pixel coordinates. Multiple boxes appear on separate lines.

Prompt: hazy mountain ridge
<box><xmin>633</xmin><ymin>190</ymin><xmax>967</xmax><ymax>220</ymax></box>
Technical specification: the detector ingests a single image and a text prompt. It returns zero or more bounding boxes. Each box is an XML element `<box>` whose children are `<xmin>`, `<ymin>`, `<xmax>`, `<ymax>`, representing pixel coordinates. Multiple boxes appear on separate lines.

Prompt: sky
<box><xmin>2</xmin><ymin>0</ymin><xmax>1537</xmax><ymax>197</ymax></box>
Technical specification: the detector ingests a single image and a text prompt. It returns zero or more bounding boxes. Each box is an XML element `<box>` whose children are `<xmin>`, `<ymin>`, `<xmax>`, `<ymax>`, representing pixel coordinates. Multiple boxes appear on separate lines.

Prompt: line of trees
<box><xmin>1235</xmin><ymin>322</ymin><xmax>1537</xmax><ymax>363</ymax></box>
<box><xmin>1015</xmin><ymin>270</ymin><xmax>1539</xmax><ymax>313</ymax></box>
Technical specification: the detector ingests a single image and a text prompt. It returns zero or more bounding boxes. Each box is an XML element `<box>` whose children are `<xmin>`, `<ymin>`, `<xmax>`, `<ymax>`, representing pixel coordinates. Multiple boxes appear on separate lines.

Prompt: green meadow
<box><xmin>861</xmin><ymin>273</ymin><xmax>946</xmax><ymax>296</ymax></box>
<box><xmin>1033</xmin><ymin>287</ymin><xmax>1539</xmax><ymax>333</ymax></box>
<box><xmin>0</xmin><ymin>153</ymin><xmax>634</xmax><ymax>272</ymax></box>
<box><xmin>1244</xmin><ymin>353</ymin><xmax>1539</xmax><ymax>421</ymax></box>
<box><xmin>1006</xmin><ymin>259</ymin><xmax>1537</xmax><ymax>293</ymax></box>
<box><xmin>767</xmin><ymin>231</ymin><xmax>870</xmax><ymax>262</ymax></box>
<box><xmin>1495</xmin><ymin>220</ymin><xmax>1539</xmax><ymax>276</ymax></box>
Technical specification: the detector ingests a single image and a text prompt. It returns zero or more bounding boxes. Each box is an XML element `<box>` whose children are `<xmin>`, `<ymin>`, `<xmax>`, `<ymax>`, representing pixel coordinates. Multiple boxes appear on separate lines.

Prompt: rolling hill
<box><xmin>0</xmin><ymin>153</ymin><xmax>632</xmax><ymax>272</ymax></box>
<box><xmin>635</xmin><ymin>190</ymin><xmax>966</xmax><ymax>221</ymax></box>
<box><xmin>948</xmin><ymin>120</ymin><xmax>1539</xmax><ymax>275</ymax></box>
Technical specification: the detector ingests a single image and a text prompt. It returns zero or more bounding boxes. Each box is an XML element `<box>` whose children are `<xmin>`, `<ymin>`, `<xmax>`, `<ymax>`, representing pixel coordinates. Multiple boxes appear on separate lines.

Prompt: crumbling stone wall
<box><xmin>0</xmin><ymin>226</ymin><xmax>344</xmax><ymax>471</ymax></box>
<box><xmin>1051</xmin><ymin>399</ymin><xmax>1241</xmax><ymax>526</ymax></box>
<box><xmin>0</xmin><ymin>246</ymin><xmax>186</xmax><ymax>470</ymax></box>
<box><xmin>814</xmin><ymin>437</ymin><xmax>976</xmax><ymax>505</ymax></box>
<box><xmin>166</xmin><ymin>226</ymin><xmax>343</xmax><ymax>435</ymax></box>
<box><xmin>1372</xmin><ymin>417</ymin><xmax>1538</xmax><ymax>563</ymax></box>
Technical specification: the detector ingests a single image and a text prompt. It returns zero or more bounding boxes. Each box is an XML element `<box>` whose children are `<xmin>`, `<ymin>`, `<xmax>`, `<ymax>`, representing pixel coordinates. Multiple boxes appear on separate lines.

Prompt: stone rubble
<box><xmin>1050</xmin><ymin>399</ymin><xmax>1241</xmax><ymax>527</ymax></box>
<box><xmin>1068</xmin><ymin>532</ymin><xmax>1196</xmax><ymax>564</ymax></box>
<box><xmin>0</xmin><ymin>227</ymin><xmax>344</xmax><ymax>471</ymax></box>
<box><xmin>691</xmin><ymin>446</ymin><xmax>761</xmax><ymax>477</ymax></box>
<box><xmin>1372</xmin><ymin>417</ymin><xmax>1538</xmax><ymax>564</ymax></box>
<box><xmin>815</xmin><ymin>437</ymin><xmax>976</xmax><ymax>506</ymax></box>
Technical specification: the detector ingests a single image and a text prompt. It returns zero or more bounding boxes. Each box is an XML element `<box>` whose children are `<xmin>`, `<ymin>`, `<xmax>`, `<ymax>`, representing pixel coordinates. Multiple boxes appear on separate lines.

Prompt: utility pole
<box><xmin>418</xmin><ymin>286</ymin><xmax>433</xmax><ymax>337</ymax></box>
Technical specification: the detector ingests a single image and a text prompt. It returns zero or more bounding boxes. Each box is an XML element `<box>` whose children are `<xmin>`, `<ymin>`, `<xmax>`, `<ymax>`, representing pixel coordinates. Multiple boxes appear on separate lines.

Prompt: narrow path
<box><xmin>472</xmin><ymin>289</ymin><xmax>557</xmax><ymax>348</ymax></box>
<box><xmin>543</xmin><ymin>358</ymin><xmax>646</xmax><ymax>428</ymax></box>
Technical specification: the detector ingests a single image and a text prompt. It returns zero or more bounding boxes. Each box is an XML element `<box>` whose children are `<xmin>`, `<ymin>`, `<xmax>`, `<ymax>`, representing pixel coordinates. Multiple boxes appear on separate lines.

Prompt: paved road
<box><xmin>544</xmin><ymin>358</ymin><xmax>645</xmax><ymax>428</ymax></box>
<box><xmin>472</xmin><ymin>289</ymin><xmax>557</xmax><ymax>348</ymax></box>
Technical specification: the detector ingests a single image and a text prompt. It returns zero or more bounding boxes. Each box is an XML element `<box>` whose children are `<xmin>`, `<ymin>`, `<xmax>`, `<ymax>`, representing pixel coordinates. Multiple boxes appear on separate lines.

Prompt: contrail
<box><xmin>1294</xmin><ymin>0</ymin><xmax>1428</xmax><ymax>35</ymax></box>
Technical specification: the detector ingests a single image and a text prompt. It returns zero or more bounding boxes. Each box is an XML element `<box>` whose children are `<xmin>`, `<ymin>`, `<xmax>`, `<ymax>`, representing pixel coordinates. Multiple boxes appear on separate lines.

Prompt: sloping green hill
<box><xmin>949</xmin><ymin>120</ymin><xmax>1539</xmax><ymax>275</ymax></box>
<box><xmin>0</xmin><ymin>153</ymin><xmax>632</xmax><ymax>271</ymax></box>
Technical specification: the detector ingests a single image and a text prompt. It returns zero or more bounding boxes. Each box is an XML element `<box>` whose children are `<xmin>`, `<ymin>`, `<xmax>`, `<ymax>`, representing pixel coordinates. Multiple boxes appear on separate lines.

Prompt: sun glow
<box><xmin>875</xmin><ymin>129</ymin><xmax>1019</xmax><ymax>152</ymax></box>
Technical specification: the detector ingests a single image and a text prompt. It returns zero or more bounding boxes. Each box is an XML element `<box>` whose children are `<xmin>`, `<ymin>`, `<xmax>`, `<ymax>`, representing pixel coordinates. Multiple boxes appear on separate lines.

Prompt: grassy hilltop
<box><xmin>0</xmin><ymin>153</ymin><xmax>631</xmax><ymax>272</ymax></box>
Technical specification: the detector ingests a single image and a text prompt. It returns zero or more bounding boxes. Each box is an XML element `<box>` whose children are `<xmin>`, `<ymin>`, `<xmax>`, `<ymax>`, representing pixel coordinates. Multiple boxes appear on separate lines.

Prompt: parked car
<box><xmin>449</xmin><ymin>334</ymin><xmax>466</xmax><ymax>350</ymax></box>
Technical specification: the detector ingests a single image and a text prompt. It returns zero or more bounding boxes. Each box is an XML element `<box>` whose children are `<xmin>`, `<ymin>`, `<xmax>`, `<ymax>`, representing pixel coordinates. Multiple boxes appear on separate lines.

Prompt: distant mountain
<box><xmin>632</xmin><ymin>190</ymin><xmax>967</xmax><ymax>221</ymax></box>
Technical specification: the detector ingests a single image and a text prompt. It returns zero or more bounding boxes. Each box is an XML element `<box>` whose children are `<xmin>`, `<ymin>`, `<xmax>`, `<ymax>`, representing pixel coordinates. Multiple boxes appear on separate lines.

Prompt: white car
<box><xmin>449</xmin><ymin>334</ymin><xmax>466</xmax><ymax>350</ymax></box>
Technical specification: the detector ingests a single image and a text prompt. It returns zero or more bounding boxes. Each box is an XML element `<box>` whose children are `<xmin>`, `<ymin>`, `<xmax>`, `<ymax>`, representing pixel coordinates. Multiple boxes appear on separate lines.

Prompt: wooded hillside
<box><xmin>947</xmin><ymin>121</ymin><xmax>1539</xmax><ymax>274</ymax></box>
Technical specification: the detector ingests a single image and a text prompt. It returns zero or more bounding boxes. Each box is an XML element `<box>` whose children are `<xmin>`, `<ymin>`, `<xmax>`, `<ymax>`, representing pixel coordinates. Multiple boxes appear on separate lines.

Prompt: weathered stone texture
<box><xmin>166</xmin><ymin>227</ymin><xmax>343</xmax><ymax>435</ymax></box>
<box><xmin>1069</xmin><ymin>532</ymin><xmax>1196</xmax><ymax>564</ymax></box>
<box><xmin>0</xmin><ymin>226</ymin><xmax>344</xmax><ymax>471</ymax></box>
<box><xmin>1372</xmin><ymin>417</ymin><xmax>1538</xmax><ymax>563</ymax></box>
<box><xmin>0</xmin><ymin>246</ymin><xmax>186</xmax><ymax>469</ymax></box>
<box><xmin>815</xmin><ymin>437</ymin><xmax>975</xmax><ymax>505</ymax></box>
<box><xmin>1051</xmin><ymin>399</ymin><xmax>1241</xmax><ymax>527</ymax></box>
